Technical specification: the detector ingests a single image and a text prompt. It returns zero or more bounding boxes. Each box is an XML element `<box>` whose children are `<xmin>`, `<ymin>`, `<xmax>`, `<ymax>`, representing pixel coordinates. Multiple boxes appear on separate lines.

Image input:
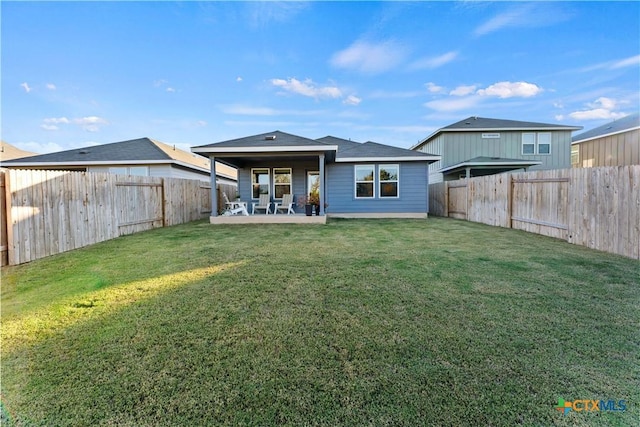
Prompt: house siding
<box><xmin>326</xmin><ymin>162</ymin><xmax>428</xmax><ymax>214</ymax></box>
<box><xmin>89</xmin><ymin>164</ymin><xmax>210</xmax><ymax>181</ymax></box>
<box><xmin>573</xmin><ymin>128</ymin><xmax>640</xmax><ymax>167</ymax></box>
<box><xmin>237</xmin><ymin>160</ymin><xmax>322</xmax><ymax>213</ymax></box>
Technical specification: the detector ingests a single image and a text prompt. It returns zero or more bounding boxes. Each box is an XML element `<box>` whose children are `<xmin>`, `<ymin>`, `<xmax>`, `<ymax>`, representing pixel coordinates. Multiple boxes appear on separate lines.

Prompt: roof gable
<box><xmin>193</xmin><ymin>131</ymin><xmax>330</xmax><ymax>150</ymax></box>
<box><xmin>0</xmin><ymin>141</ymin><xmax>38</xmax><ymax>161</ymax></box>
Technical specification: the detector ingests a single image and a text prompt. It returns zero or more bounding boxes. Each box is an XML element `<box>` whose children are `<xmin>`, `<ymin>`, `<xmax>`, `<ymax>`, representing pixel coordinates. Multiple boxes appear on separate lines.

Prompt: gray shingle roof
<box><xmin>338</xmin><ymin>141</ymin><xmax>436</xmax><ymax>160</ymax></box>
<box><xmin>442</xmin><ymin>116</ymin><xmax>581</xmax><ymax>131</ymax></box>
<box><xmin>316</xmin><ymin>136</ymin><xmax>362</xmax><ymax>151</ymax></box>
<box><xmin>193</xmin><ymin>131</ymin><xmax>329</xmax><ymax>150</ymax></box>
<box><xmin>1</xmin><ymin>137</ymin><xmax>215</xmax><ymax>174</ymax></box>
<box><xmin>572</xmin><ymin>113</ymin><xmax>640</xmax><ymax>143</ymax></box>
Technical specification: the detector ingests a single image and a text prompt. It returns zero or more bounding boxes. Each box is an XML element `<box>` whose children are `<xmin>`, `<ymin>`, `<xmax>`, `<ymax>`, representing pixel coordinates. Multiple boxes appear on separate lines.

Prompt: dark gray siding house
<box><xmin>411</xmin><ymin>117</ymin><xmax>582</xmax><ymax>183</ymax></box>
<box><xmin>192</xmin><ymin>131</ymin><xmax>439</xmax><ymax>219</ymax></box>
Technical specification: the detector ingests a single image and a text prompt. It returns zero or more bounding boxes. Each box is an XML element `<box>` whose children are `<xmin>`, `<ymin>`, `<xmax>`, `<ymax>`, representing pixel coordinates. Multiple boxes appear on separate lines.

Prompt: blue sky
<box><xmin>2</xmin><ymin>1</ymin><xmax>639</xmax><ymax>154</ymax></box>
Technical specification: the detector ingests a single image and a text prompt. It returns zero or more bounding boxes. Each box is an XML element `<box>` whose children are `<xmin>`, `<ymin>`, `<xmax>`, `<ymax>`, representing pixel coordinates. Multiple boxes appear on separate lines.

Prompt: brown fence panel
<box><xmin>115</xmin><ymin>175</ymin><xmax>164</xmax><ymax>236</ymax></box>
<box><xmin>429</xmin><ymin>166</ymin><xmax>639</xmax><ymax>259</ymax></box>
<box><xmin>217</xmin><ymin>183</ymin><xmax>238</xmax><ymax>215</ymax></box>
<box><xmin>1</xmin><ymin>171</ymin><xmax>7</xmax><ymax>266</ymax></box>
<box><xmin>511</xmin><ymin>169</ymin><xmax>569</xmax><ymax>240</ymax></box>
<box><xmin>467</xmin><ymin>174</ymin><xmax>510</xmax><ymax>227</ymax></box>
<box><xmin>567</xmin><ymin>166</ymin><xmax>640</xmax><ymax>259</ymax></box>
<box><xmin>428</xmin><ymin>181</ymin><xmax>447</xmax><ymax>217</ymax></box>
<box><xmin>447</xmin><ymin>182</ymin><xmax>468</xmax><ymax>219</ymax></box>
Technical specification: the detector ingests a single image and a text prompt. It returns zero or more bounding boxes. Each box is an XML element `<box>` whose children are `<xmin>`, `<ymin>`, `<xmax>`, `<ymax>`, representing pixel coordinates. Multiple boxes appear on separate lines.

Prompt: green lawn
<box><xmin>1</xmin><ymin>218</ymin><xmax>638</xmax><ymax>426</ymax></box>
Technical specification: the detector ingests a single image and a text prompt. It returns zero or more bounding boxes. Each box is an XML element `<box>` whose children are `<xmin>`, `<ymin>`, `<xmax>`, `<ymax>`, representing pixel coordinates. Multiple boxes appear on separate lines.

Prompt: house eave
<box><xmin>336</xmin><ymin>156</ymin><xmax>440</xmax><ymax>163</ymax></box>
<box><xmin>572</xmin><ymin>126</ymin><xmax>640</xmax><ymax>145</ymax></box>
<box><xmin>192</xmin><ymin>145</ymin><xmax>339</xmax><ymax>154</ymax></box>
<box><xmin>1</xmin><ymin>159</ymin><xmax>219</xmax><ymax>176</ymax></box>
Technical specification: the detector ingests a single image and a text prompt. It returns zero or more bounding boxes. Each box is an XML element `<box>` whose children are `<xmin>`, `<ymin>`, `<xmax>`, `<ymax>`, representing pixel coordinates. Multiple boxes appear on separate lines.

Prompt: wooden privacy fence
<box><xmin>429</xmin><ymin>165</ymin><xmax>640</xmax><ymax>260</ymax></box>
<box><xmin>1</xmin><ymin>169</ymin><xmax>218</xmax><ymax>266</ymax></box>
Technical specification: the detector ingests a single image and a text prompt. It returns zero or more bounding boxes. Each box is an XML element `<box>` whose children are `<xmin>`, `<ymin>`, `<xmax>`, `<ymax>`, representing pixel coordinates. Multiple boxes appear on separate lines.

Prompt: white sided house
<box><xmin>1</xmin><ymin>137</ymin><xmax>237</xmax><ymax>184</ymax></box>
<box><xmin>411</xmin><ymin>117</ymin><xmax>582</xmax><ymax>183</ymax></box>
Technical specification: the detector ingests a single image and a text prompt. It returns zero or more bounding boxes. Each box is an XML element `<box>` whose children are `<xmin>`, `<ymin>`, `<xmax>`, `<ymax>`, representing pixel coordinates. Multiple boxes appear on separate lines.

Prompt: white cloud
<box><xmin>410</xmin><ymin>51</ymin><xmax>458</xmax><ymax>70</ymax></box>
<box><xmin>40</xmin><ymin>116</ymin><xmax>107</xmax><ymax>132</ymax></box>
<box><xmin>236</xmin><ymin>76</ymin><xmax>243</xmax><ymax>82</ymax></box>
<box><xmin>166</xmin><ymin>87</ymin><xmax>176</xmax><ymax>93</ymax></box>
<box><xmin>21</xmin><ymin>82</ymin><xmax>32</xmax><ymax>93</ymax></box>
<box><xmin>270</xmin><ymin>78</ymin><xmax>342</xmax><ymax>99</ymax></box>
<box><xmin>195</xmin><ymin>120</ymin><xmax>207</xmax><ymax>127</ymax></box>
<box><xmin>343</xmin><ymin>95</ymin><xmax>362</xmax><ymax>106</ymax></box>
<box><xmin>15</xmin><ymin>141</ymin><xmax>66</xmax><ymax>154</ymax></box>
<box><xmin>477</xmin><ymin>81</ymin><xmax>542</xmax><ymax>98</ymax></box>
<box><xmin>223</xmin><ymin>105</ymin><xmax>279</xmax><ymax>116</ymax></box>
<box><xmin>568</xmin><ymin>97</ymin><xmax>627</xmax><ymax>120</ymax></box>
<box><xmin>450</xmin><ymin>85</ymin><xmax>477</xmax><ymax>97</ymax></box>
<box><xmin>611</xmin><ymin>55</ymin><xmax>640</xmax><ymax>69</ymax></box>
<box><xmin>424</xmin><ymin>96</ymin><xmax>481</xmax><ymax>112</ymax></box>
<box><xmin>425</xmin><ymin>82</ymin><xmax>445</xmax><ymax>94</ymax></box>
<box><xmin>44</xmin><ymin>117</ymin><xmax>70</xmax><ymax>124</ymax></box>
<box><xmin>474</xmin><ymin>3</ymin><xmax>571</xmax><ymax>36</ymax></box>
<box><xmin>330</xmin><ymin>40</ymin><xmax>408</xmax><ymax>74</ymax></box>
<box><xmin>46</xmin><ymin>83</ymin><xmax>57</xmax><ymax>90</ymax></box>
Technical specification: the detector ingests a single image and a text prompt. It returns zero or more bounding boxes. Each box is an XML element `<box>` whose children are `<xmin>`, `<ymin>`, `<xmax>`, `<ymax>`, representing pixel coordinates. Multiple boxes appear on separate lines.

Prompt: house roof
<box><xmin>2</xmin><ymin>137</ymin><xmax>237</xmax><ymax>180</ymax></box>
<box><xmin>0</xmin><ymin>141</ymin><xmax>38</xmax><ymax>161</ymax></box>
<box><xmin>571</xmin><ymin>113</ymin><xmax>640</xmax><ymax>144</ymax></box>
<box><xmin>439</xmin><ymin>156</ymin><xmax>542</xmax><ymax>175</ymax></box>
<box><xmin>193</xmin><ymin>131</ymin><xmax>330</xmax><ymax>151</ymax></box>
<box><xmin>412</xmin><ymin>116</ymin><xmax>583</xmax><ymax>150</ymax></box>
<box><xmin>192</xmin><ymin>131</ymin><xmax>440</xmax><ymax>166</ymax></box>
<box><xmin>336</xmin><ymin>141</ymin><xmax>439</xmax><ymax>162</ymax></box>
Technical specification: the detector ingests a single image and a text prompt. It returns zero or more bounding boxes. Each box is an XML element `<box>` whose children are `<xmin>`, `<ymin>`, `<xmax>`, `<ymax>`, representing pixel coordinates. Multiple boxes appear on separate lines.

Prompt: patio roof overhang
<box><xmin>439</xmin><ymin>157</ymin><xmax>542</xmax><ymax>177</ymax></box>
<box><xmin>191</xmin><ymin>145</ymin><xmax>339</xmax><ymax>168</ymax></box>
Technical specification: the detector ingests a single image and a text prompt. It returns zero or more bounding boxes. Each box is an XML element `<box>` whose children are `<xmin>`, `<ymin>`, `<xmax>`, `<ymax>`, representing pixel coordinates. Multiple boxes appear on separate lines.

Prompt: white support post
<box><xmin>210</xmin><ymin>157</ymin><xmax>218</xmax><ymax>217</ymax></box>
<box><xmin>319</xmin><ymin>153</ymin><xmax>325</xmax><ymax>216</ymax></box>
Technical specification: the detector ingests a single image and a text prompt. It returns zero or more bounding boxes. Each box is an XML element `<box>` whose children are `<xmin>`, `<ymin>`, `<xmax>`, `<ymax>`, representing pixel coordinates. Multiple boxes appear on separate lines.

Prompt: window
<box><xmin>109</xmin><ymin>166</ymin><xmax>149</xmax><ymax>176</ymax></box>
<box><xmin>571</xmin><ymin>145</ymin><xmax>580</xmax><ymax>167</ymax></box>
<box><xmin>522</xmin><ymin>133</ymin><xmax>536</xmax><ymax>155</ymax></box>
<box><xmin>379</xmin><ymin>164</ymin><xmax>399</xmax><ymax>198</ymax></box>
<box><xmin>522</xmin><ymin>132</ymin><xmax>552</xmax><ymax>155</ymax></box>
<box><xmin>251</xmin><ymin>168</ymin><xmax>270</xmax><ymax>199</ymax></box>
<box><xmin>537</xmin><ymin>133</ymin><xmax>551</xmax><ymax>154</ymax></box>
<box><xmin>273</xmin><ymin>168</ymin><xmax>292</xmax><ymax>199</ymax></box>
<box><xmin>355</xmin><ymin>165</ymin><xmax>375</xmax><ymax>198</ymax></box>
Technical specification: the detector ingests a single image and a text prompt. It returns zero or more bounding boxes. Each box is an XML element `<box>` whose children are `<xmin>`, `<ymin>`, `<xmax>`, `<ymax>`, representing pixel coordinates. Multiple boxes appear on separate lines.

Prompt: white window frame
<box><xmin>251</xmin><ymin>168</ymin><xmax>270</xmax><ymax>199</ymax></box>
<box><xmin>354</xmin><ymin>165</ymin><xmax>375</xmax><ymax>199</ymax></box>
<box><xmin>522</xmin><ymin>132</ymin><xmax>552</xmax><ymax>155</ymax></box>
<box><xmin>379</xmin><ymin>164</ymin><xmax>399</xmax><ymax>198</ymax></box>
<box><xmin>522</xmin><ymin>133</ymin><xmax>536</xmax><ymax>155</ymax></box>
<box><xmin>537</xmin><ymin>132</ymin><xmax>551</xmax><ymax>155</ymax></box>
<box><xmin>272</xmin><ymin>168</ymin><xmax>292</xmax><ymax>200</ymax></box>
<box><xmin>109</xmin><ymin>166</ymin><xmax>149</xmax><ymax>176</ymax></box>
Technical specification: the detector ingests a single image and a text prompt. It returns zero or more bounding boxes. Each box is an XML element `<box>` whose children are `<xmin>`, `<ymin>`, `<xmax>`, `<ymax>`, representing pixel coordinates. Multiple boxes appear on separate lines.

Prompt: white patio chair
<box><xmin>251</xmin><ymin>194</ymin><xmax>271</xmax><ymax>214</ymax></box>
<box><xmin>222</xmin><ymin>192</ymin><xmax>248</xmax><ymax>216</ymax></box>
<box><xmin>273</xmin><ymin>194</ymin><xmax>295</xmax><ymax>215</ymax></box>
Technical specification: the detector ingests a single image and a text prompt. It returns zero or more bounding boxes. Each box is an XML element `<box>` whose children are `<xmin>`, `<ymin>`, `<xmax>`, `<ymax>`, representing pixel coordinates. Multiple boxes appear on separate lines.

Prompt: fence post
<box><xmin>508</xmin><ymin>174</ymin><xmax>513</xmax><ymax>229</ymax></box>
<box><xmin>444</xmin><ymin>181</ymin><xmax>449</xmax><ymax>217</ymax></box>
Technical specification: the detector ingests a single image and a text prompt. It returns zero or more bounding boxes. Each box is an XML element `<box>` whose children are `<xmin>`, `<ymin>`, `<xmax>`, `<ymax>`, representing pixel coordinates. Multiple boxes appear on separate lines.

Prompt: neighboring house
<box><xmin>191</xmin><ymin>131</ymin><xmax>439</xmax><ymax>218</ymax></box>
<box><xmin>1</xmin><ymin>137</ymin><xmax>237</xmax><ymax>184</ymax></box>
<box><xmin>571</xmin><ymin>113</ymin><xmax>640</xmax><ymax>168</ymax></box>
<box><xmin>0</xmin><ymin>141</ymin><xmax>37</xmax><ymax>161</ymax></box>
<box><xmin>411</xmin><ymin>116</ymin><xmax>582</xmax><ymax>183</ymax></box>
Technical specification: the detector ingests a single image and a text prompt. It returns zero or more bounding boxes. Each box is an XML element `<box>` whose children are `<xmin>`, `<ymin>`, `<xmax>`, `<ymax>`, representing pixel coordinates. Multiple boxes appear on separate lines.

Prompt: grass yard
<box><xmin>1</xmin><ymin>217</ymin><xmax>638</xmax><ymax>426</ymax></box>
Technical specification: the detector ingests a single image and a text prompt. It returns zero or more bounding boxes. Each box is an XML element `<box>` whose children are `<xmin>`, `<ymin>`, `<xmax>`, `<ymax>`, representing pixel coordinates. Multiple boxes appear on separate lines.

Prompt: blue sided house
<box><xmin>192</xmin><ymin>131</ymin><xmax>439</xmax><ymax>223</ymax></box>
